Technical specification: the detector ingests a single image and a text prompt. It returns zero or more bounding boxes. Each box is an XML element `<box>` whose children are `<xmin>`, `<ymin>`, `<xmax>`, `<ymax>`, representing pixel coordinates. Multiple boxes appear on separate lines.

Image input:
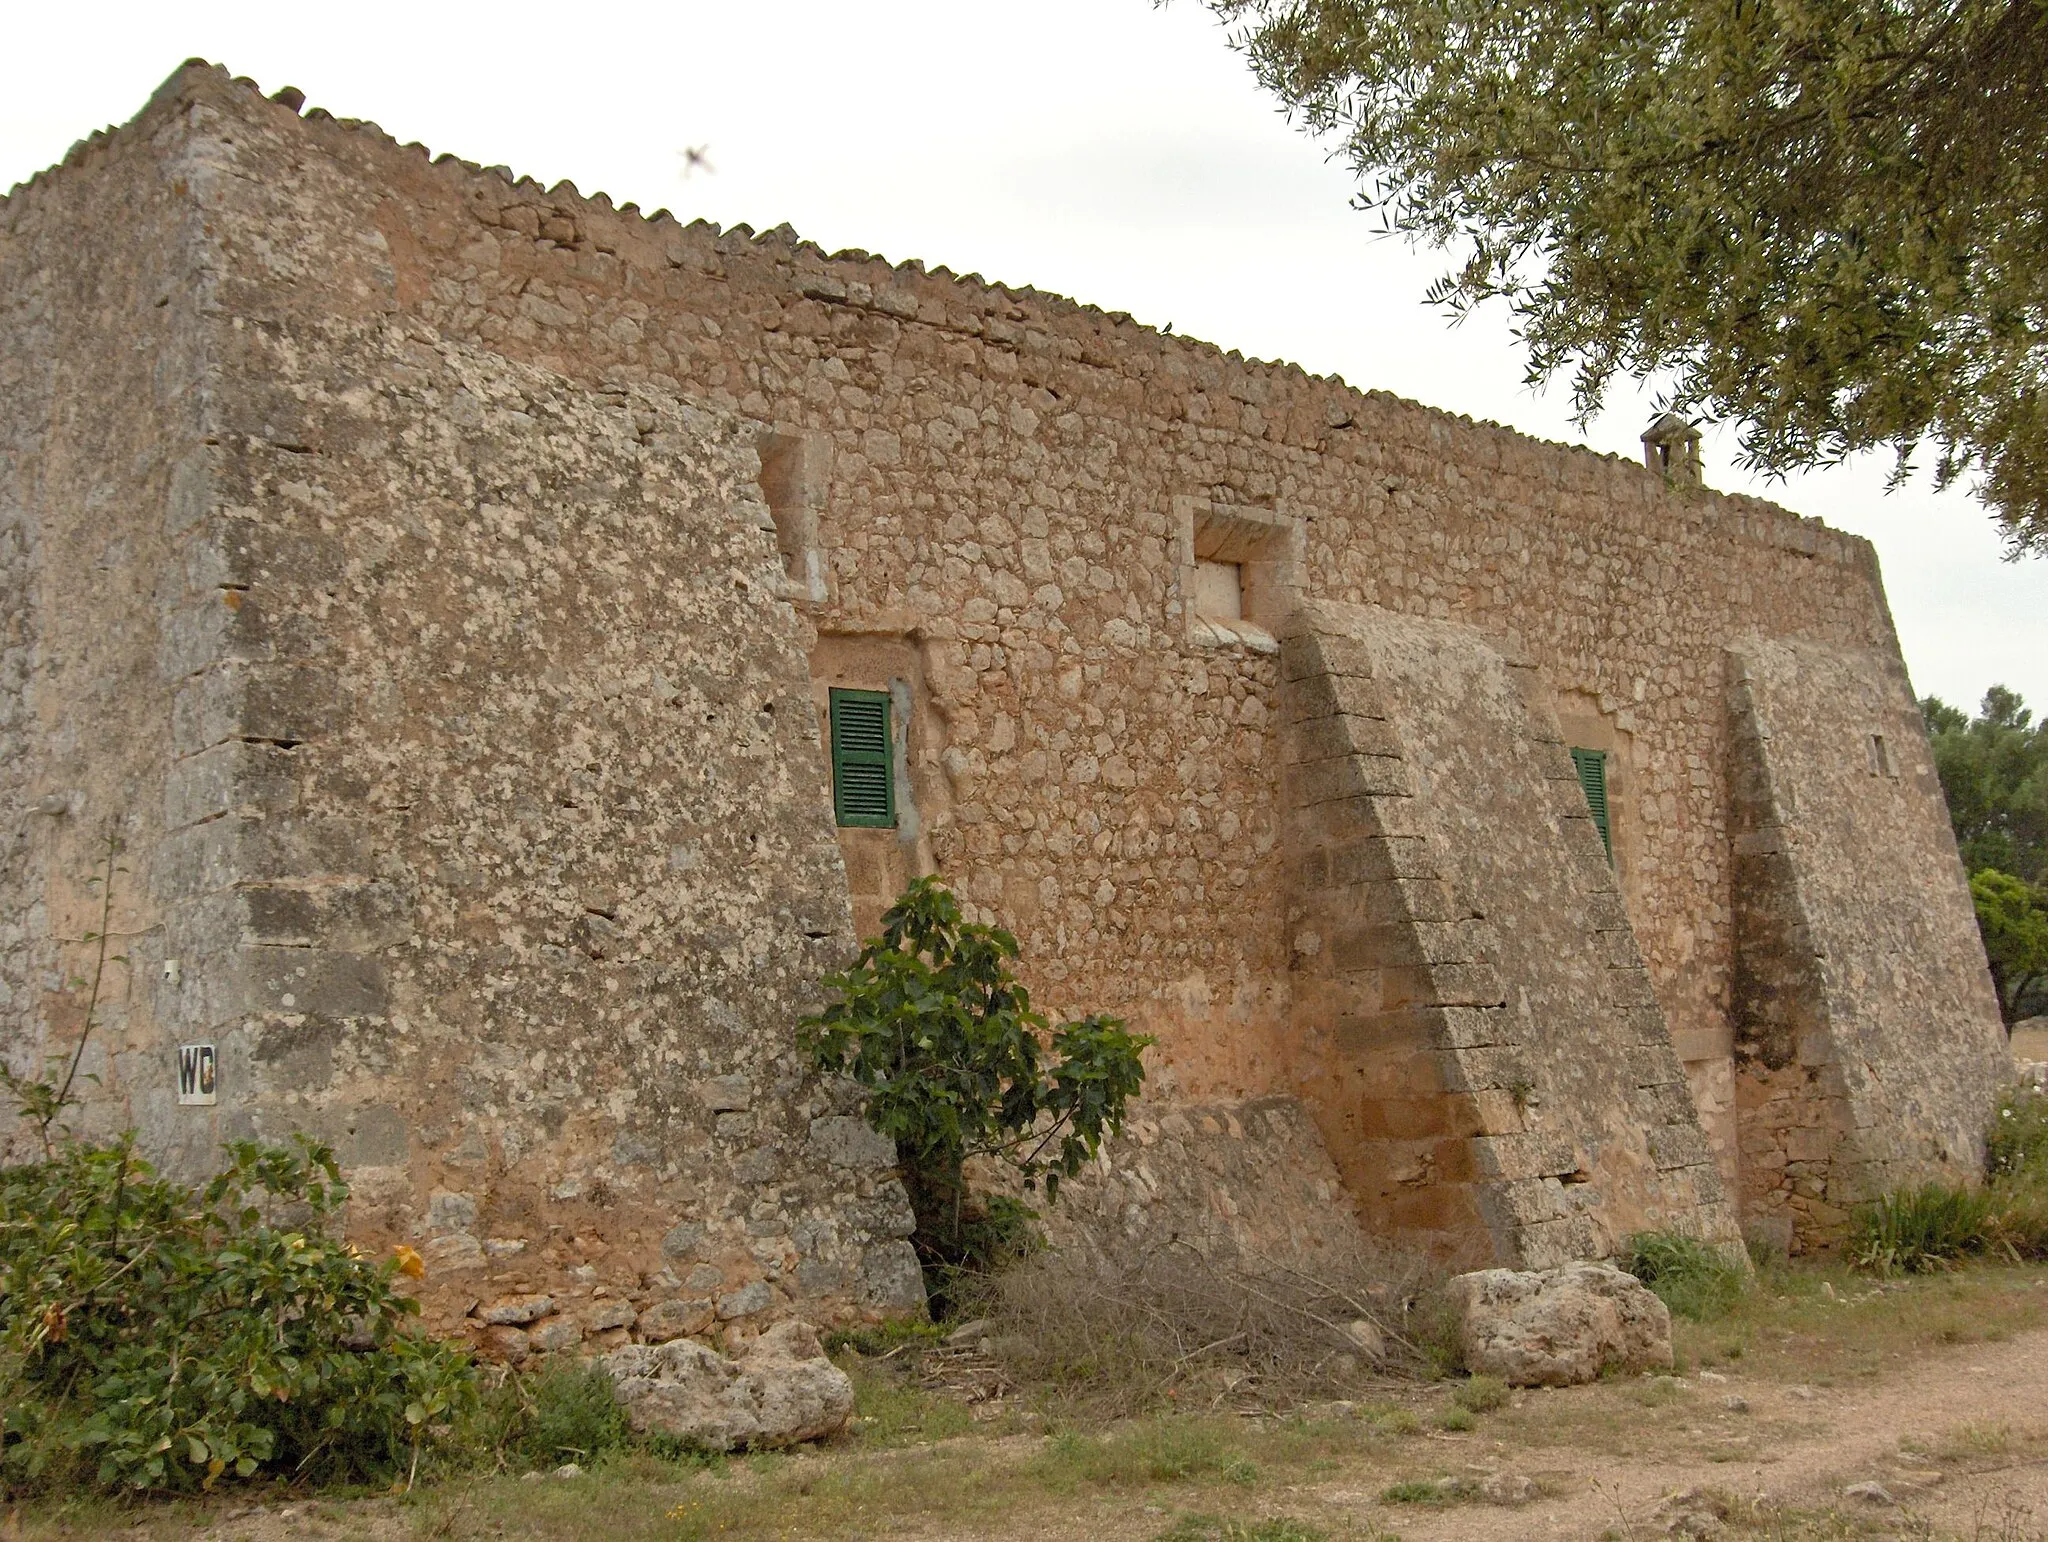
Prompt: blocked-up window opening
<box><xmin>757</xmin><ymin>428</ymin><xmax>830</xmax><ymax>602</ymax></box>
<box><xmin>830</xmin><ymin>688</ymin><xmax>896</xmax><ymax>828</ymax></box>
<box><xmin>1179</xmin><ymin>501</ymin><xmax>1302</xmax><ymax>650</ymax></box>
<box><xmin>1570</xmin><ymin>747</ymin><xmax>1612</xmax><ymax>861</ymax></box>
<box><xmin>1194</xmin><ymin>559</ymin><xmax>1243</xmax><ymax>622</ymax></box>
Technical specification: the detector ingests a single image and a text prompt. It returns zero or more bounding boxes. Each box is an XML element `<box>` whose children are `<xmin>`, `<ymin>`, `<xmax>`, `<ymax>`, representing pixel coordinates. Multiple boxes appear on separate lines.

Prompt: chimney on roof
<box><xmin>1642</xmin><ymin>413</ymin><xmax>1703</xmax><ymax>484</ymax></box>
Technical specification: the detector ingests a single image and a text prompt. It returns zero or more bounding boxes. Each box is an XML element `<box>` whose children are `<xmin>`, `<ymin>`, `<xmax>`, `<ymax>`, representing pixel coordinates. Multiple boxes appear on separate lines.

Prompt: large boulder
<box><xmin>603</xmin><ymin>1319</ymin><xmax>854</xmax><ymax>1451</ymax></box>
<box><xmin>1447</xmin><ymin>1261</ymin><xmax>1672</xmax><ymax>1387</ymax></box>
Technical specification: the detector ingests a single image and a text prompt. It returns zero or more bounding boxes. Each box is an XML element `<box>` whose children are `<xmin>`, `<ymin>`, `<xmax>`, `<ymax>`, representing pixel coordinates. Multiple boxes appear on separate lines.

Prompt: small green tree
<box><xmin>1971</xmin><ymin>868</ymin><xmax>2048</xmax><ymax>1028</ymax></box>
<box><xmin>800</xmin><ymin>877</ymin><xmax>1150</xmax><ymax>1288</ymax></box>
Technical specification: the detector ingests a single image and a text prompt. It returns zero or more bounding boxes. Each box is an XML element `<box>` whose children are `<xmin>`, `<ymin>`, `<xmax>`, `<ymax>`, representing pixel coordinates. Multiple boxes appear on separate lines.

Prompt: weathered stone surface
<box><xmin>717</xmin><ymin>1281</ymin><xmax>775</xmax><ymax>1320</ymax></box>
<box><xmin>581</xmin><ymin>1300</ymin><xmax>638</xmax><ymax>1334</ymax></box>
<box><xmin>479</xmin><ymin>1293</ymin><xmax>553</xmax><ymax>1326</ymax></box>
<box><xmin>1448</xmin><ymin>1262</ymin><xmax>1673</xmax><ymax>1386</ymax></box>
<box><xmin>481</xmin><ymin>1325</ymin><xmax>532</xmax><ymax>1361</ymax></box>
<box><xmin>0</xmin><ymin>61</ymin><xmax>2003</xmax><ymax>1318</ymax></box>
<box><xmin>808</xmin><ymin>1116</ymin><xmax>897</xmax><ymax>1171</ymax></box>
<box><xmin>1283</xmin><ymin>607</ymin><xmax>1740</xmax><ymax>1264</ymax></box>
<box><xmin>855</xmin><ymin>1242</ymin><xmax>927</xmax><ymax>1312</ymax></box>
<box><xmin>1729</xmin><ymin>641</ymin><xmax>2012</xmax><ymax>1247</ymax></box>
<box><xmin>605</xmin><ymin>1320</ymin><xmax>853</xmax><ymax>1450</ymax></box>
<box><xmin>528</xmin><ymin>1315</ymin><xmax>584</xmax><ymax>1353</ymax></box>
<box><xmin>636</xmin><ymin>1298</ymin><xmax>715</xmax><ymax>1342</ymax></box>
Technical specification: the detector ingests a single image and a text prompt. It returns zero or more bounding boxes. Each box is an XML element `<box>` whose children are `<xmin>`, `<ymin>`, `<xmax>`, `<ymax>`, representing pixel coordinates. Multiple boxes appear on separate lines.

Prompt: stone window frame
<box><xmin>1170</xmin><ymin>496</ymin><xmax>1305</xmax><ymax>654</ymax></box>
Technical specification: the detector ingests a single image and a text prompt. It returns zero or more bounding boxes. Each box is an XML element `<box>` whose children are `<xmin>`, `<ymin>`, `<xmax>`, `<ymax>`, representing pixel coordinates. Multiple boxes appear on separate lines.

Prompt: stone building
<box><xmin>0</xmin><ymin>63</ymin><xmax>2012</xmax><ymax>1346</ymax></box>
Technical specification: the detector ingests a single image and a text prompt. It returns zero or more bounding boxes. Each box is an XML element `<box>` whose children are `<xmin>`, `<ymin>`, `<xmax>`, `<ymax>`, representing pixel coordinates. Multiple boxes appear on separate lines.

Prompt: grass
<box><xmin>838</xmin><ymin>1355</ymin><xmax>976</xmax><ymax>1447</ymax></box>
<box><xmin>1032</xmin><ymin>1418</ymin><xmax>1260</xmax><ymax>1487</ymax></box>
<box><xmin>1626</xmin><ymin>1230</ymin><xmax>1753</xmax><ymax>1320</ymax></box>
<box><xmin>1451</xmin><ymin>1373</ymin><xmax>1510</xmax><ymax>1413</ymax></box>
<box><xmin>1843</xmin><ymin>1083</ymin><xmax>2048</xmax><ymax>1276</ymax></box>
<box><xmin>1848</xmin><ymin>1182</ymin><xmax>2004</xmax><ymax>1273</ymax></box>
<box><xmin>1153</xmin><ymin>1515</ymin><xmax>1330</xmax><ymax>1541</ymax></box>
<box><xmin>15</xmin><ymin>1255</ymin><xmax>2048</xmax><ymax>1542</ymax></box>
<box><xmin>1380</xmin><ymin>1477</ymin><xmax>1459</xmax><ymax>1505</ymax></box>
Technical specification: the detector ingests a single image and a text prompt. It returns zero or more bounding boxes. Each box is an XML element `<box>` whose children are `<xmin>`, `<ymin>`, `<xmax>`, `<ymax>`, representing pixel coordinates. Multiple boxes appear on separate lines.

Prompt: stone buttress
<box><xmin>1282</xmin><ymin>602</ymin><xmax>1742</xmax><ymax>1265</ymax></box>
<box><xmin>1730</xmin><ymin>638</ymin><xmax>2011</xmax><ymax>1246</ymax></box>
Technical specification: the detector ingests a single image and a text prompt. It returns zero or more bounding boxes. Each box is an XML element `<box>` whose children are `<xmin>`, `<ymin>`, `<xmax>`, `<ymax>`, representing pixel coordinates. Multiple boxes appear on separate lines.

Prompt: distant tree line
<box><xmin>1925</xmin><ymin>688</ymin><xmax>2048</xmax><ymax>1027</ymax></box>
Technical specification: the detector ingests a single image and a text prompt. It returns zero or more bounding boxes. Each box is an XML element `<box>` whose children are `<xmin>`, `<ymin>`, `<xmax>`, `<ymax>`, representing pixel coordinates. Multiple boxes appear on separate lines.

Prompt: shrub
<box><xmin>1623</xmin><ymin>1231</ymin><xmax>1750</xmax><ymax>1320</ymax></box>
<box><xmin>0</xmin><ymin>1120</ymin><xmax>475</xmax><ymax>1495</ymax></box>
<box><xmin>801</xmin><ymin>877</ymin><xmax>1150</xmax><ymax>1305</ymax></box>
<box><xmin>478</xmin><ymin>1360</ymin><xmax>633</xmax><ymax>1472</ymax></box>
<box><xmin>1988</xmin><ymin>1083</ymin><xmax>2048</xmax><ymax>1182</ymax></box>
<box><xmin>1450</xmin><ymin>1374</ymin><xmax>1509</xmax><ymax>1414</ymax></box>
<box><xmin>1849</xmin><ymin>1183</ymin><xmax>2001</xmax><ymax>1274</ymax></box>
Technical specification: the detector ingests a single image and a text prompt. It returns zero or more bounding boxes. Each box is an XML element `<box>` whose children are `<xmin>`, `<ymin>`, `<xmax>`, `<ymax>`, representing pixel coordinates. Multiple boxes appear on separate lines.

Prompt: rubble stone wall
<box><xmin>0</xmin><ymin>86</ymin><xmax>216</xmax><ymax>1171</ymax></box>
<box><xmin>1282</xmin><ymin>604</ymin><xmax>1740</xmax><ymax>1265</ymax></box>
<box><xmin>1730</xmin><ymin>639</ymin><xmax>2011</xmax><ymax>1246</ymax></box>
<box><xmin>2</xmin><ymin>78</ymin><xmax>929</xmax><ymax>1346</ymax></box>
<box><xmin>0</xmin><ymin>63</ymin><xmax>2010</xmax><ymax>1292</ymax></box>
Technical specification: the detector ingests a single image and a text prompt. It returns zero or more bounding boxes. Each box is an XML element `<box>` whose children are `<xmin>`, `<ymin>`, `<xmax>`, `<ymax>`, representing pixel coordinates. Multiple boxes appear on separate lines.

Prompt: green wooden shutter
<box><xmin>830</xmin><ymin>688</ymin><xmax>896</xmax><ymax>828</ymax></box>
<box><xmin>1570</xmin><ymin>747</ymin><xmax>1612</xmax><ymax>862</ymax></box>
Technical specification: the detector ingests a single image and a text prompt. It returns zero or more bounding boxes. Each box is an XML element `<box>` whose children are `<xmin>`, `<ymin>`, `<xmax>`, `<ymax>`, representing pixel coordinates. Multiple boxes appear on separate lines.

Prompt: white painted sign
<box><xmin>177</xmin><ymin>1043</ymin><xmax>217</xmax><ymax>1106</ymax></box>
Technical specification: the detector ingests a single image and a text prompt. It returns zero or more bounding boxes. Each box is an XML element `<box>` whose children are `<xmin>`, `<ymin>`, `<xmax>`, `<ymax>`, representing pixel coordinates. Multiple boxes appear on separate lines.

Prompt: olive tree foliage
<box><xmin>1203</xmin><ymin>0</ymin><xmax>2048</xmax><ymax>553</ymax></box>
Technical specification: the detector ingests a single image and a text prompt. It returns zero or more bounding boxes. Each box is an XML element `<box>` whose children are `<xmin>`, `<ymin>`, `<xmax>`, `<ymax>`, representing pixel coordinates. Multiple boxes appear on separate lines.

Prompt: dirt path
<box><xmin>1304</xmin><ymin>1329</ymin><xmax>2048</xmax><ymax>1539</ymax></box>
<box><xmin>35</xmin><ymin>1290</ymin><xmax>2048</xmax><ymax>1542</ymax></box>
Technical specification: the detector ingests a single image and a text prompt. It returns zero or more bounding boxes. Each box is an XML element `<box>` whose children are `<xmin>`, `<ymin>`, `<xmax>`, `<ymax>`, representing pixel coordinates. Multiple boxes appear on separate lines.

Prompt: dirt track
<box><xmin>1302</xmin><ymin>1328</ymin><xmax>2048</xmax><ymax>1539</ymax></box>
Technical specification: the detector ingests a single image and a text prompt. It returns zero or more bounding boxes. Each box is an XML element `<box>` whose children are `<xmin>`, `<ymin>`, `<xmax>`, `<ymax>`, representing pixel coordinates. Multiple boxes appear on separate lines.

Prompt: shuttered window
<box><xmin>1570</xmin><ymin>747</ymin><xmax>1612</xmax><ymax>862</ymax></box>
<box><xmin>829</xmin><ymin>688</ymin><xmax>896</xmax><ymax>828</ymax></box>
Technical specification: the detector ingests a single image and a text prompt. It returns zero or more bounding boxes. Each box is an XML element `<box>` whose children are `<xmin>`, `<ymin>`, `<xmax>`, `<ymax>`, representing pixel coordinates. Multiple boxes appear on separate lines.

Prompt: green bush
<box><xmin>1988</xmin><ymin>1083</ymin><xmax>2048</xmax><ymax>1182</ymax></box>
<box><xmin>0</xmin><ymin>1123</ymin><xmax>475</xmax><ymax>1495</ymax></box>
<box><xmin>1622</xmin><ymin>1232</ymin><xmax>1749</xmax><ymax>1320</ymax></box>
<box><xmin>1848</xmin><ymin>1183</ymin><xmax>2001</xmax><ymax>1274</ymax></box>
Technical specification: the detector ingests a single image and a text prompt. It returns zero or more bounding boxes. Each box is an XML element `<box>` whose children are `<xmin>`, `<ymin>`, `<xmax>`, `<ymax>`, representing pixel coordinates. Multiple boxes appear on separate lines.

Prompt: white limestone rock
<box><xmin>604</xmin><ymin>1319</ymin><xmax>853</xmax><ymax>1450</ymax></box>
<box><xmin>1447</xmin><ymin>1261</ymin><xmax>1672</xmax><ymax>1387</ymax></box>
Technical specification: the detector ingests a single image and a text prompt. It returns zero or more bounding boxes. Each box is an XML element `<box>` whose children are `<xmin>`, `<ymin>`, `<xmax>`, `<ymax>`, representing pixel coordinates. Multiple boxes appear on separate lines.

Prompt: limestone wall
<box><xmin>141</xmin><ymin>67</ymin><xmax>1926</xmax><ymax>1131</ymax></box>
<box><xmin>1730</xmin><ymin>639</ymin><xmax>2010</xmax><ymax>1245</ymax></box>
<box><xmin>0</xmin><ymin>81</ymin><xmax>218</xmax><ymax>1168</ymax></box>
<box><xmin>0</xmin><ymin>62</ymin><xmax>2009</xmax><ymax>1280</ymax></box>
<box><xmin>1282</xmin><ymin>604</ymin><xmax>1739</xmax><ymax>1265</ymax></box>
<box><xmin>0</xmin><ymin>85</ymin><xmax>927</xmax><ymax>1347</ymax></box>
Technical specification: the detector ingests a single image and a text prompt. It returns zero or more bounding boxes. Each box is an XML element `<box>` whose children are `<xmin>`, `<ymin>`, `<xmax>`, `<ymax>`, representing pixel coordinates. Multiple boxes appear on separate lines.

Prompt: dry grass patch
<box><xmin>971</xmin><ymin>1235</ymin><xmax>1447</xmax><ymax>1420</ymax></box>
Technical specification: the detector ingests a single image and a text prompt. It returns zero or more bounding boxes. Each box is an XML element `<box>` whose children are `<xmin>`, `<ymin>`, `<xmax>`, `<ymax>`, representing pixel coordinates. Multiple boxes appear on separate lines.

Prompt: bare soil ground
<box><xmin>18</xmin><ymin>1261</ymin><xmax>2048</xmax><ymax>1542</ymax></box>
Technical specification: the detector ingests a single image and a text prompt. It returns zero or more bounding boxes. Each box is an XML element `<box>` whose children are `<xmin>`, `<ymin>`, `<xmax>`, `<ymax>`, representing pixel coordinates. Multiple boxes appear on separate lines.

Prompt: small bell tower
<box><xmin>1641</xmin><ymin>413</ymin><xmax>1703</xmax><ymax>484</ymax></box>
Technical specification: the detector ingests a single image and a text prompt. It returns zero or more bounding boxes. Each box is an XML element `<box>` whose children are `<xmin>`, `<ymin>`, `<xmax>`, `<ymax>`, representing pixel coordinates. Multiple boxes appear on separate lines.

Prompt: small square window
<box><xmin>1174</xmin><ymin>499</ymin><xmax>1302</xmax><ymax>652</ymax></box>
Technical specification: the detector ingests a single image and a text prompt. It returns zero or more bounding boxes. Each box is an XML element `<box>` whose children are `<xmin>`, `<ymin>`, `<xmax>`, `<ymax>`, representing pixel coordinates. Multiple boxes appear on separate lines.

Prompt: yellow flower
<box><xmin>392</xmin><ymin>1244</ymin><xmax>426</xmax><ymax>1280</ymax></box>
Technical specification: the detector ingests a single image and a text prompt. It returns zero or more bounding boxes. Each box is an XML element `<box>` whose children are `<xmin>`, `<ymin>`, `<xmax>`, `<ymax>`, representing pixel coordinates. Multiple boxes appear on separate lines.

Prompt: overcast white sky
<box><xmin>6</xmin><ymin>0</ymin><xmax>2040</xmax><ymax>712</ymax></box>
